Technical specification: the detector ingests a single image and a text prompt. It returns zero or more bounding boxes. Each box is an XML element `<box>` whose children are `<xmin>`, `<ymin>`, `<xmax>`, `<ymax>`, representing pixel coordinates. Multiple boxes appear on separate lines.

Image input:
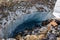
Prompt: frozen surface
<box><xmin>4</xmin><ymin>12</ymin><xmax>54</xmax><ymax>37</ymax></box>
<box><xmin>53</xmin><ymin>0</ymin><xmax>60</xmax><ymax>19</ymax></box>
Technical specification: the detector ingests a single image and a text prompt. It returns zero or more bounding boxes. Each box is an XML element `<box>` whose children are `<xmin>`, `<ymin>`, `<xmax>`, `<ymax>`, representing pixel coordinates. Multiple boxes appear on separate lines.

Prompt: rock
<box><xmin>38</xmin><ymin>34</ymin><xmax>47</xmax><ymax>40</ymax></box>
<box><xmin>25</xmin><ymin>35</ymin><xmax>38</xmax><ymax>40</ymax></box>
<box><xmin>40</xmin><ymin>27</ymin><xmax>48</xmax><ymax>34</ymax></box>
<box><xmin>57</xmin><ymin>37</ymin><xmax>60</xmax><ymax>40</ymax></box>
<box><xmin>24</xmin><ymin>35</ymin><xmax>31</xmax><ymax>40</ymax></box>
<box><xmin>15</xmin><ymin>34</ymin><xmax>24</xmax><ymax>40</ymax></box>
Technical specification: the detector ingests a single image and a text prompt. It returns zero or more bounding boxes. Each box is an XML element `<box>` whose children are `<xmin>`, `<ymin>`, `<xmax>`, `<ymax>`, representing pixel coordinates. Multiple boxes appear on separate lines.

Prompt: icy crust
<box><xmin>0</xmin><ymin>4</ymin><xmax>48</xmax><ymax>28</ymax></box>
<box><xmin>3</xmin><ymin>12</ymin><xmax>55</xmax><ymax>38</ymax></box>
<box><xmin>0</xmin><ymin>1</ymin><xmax>55</xmax><ymax>28</ymax></box>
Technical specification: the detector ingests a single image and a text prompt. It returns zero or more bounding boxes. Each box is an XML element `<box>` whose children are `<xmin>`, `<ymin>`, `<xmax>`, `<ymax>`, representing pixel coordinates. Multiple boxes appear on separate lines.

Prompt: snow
<box><xmin>53</xmin><ymin>12</ymin><xmax>60</xmax><ymax>19</ymax></box>
<box><xmin>53</xmin><ymin>0</ymin><xmax>60</xmax><ymax>19</ymax></box>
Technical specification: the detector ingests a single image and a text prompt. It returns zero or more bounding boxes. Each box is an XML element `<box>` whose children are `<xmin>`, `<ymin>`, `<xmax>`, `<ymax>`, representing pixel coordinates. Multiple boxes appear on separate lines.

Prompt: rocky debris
<box><xmin>24</xmin><ymin>35</ymin><xmax>38</xmax><ymax>40</ymax></box>
<box><xmin>47</xmin><ymin>19</ymin><xmax>58</xmax><ymax>32</ymax></box>
<box><xmin>14</xmin><ymin>27</ymin><xmax>47</xmax><ymax>40</ymax></box>
<box><xmin>15</xmin><ymin>33</ymin><xmax>24</xmax><ymax>40</ymax></box>
<box><xmin>47</xmin><ymin>30</ymin><xmax>57</xmax><ymax>40</ymax></box>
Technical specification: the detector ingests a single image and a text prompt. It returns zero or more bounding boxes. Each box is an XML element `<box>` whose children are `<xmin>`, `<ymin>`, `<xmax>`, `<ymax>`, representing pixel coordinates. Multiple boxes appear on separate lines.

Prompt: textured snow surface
<box><xmin>53</xmin><ymin>0</ymin><xmax>60</xmax><ymax>19</ymax></box>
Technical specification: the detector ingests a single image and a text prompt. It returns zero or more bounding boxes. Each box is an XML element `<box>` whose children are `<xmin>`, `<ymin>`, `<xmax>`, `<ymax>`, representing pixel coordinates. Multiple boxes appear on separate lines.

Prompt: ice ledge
<box><xmin>2</xmin><ymin>12</ymin><xmax>54</xmax><ymax>38</ymax></box>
